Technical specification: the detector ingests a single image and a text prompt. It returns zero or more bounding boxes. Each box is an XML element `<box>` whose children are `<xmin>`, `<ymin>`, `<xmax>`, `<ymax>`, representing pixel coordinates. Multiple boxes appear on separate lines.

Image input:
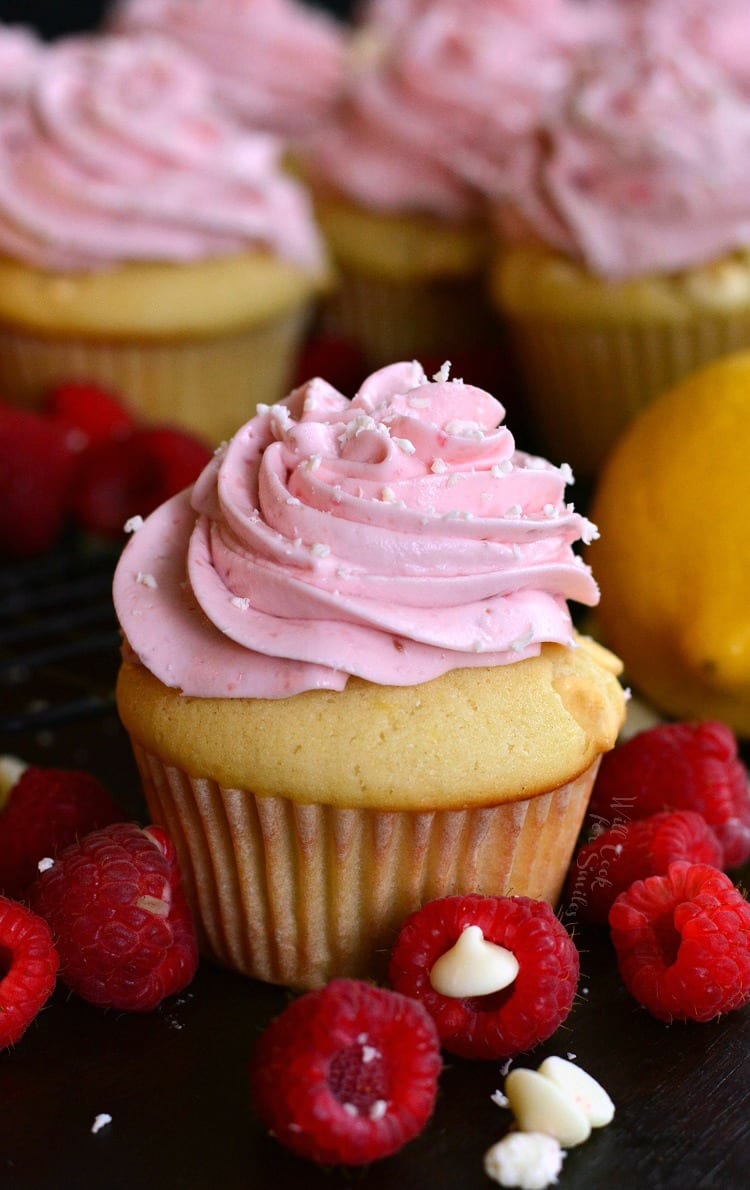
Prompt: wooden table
<box><xmin>1</xmin><ymin>542</ymin><xmax>749</xmax><ymax>1190</ymax></box>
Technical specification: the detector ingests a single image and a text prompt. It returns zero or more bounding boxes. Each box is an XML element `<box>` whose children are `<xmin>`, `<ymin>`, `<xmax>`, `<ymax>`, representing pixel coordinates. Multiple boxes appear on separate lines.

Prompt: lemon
<box><xmin>587</xmin><ymin>350</ymin><xmax>750</xmax><ymax>735</ymax></box>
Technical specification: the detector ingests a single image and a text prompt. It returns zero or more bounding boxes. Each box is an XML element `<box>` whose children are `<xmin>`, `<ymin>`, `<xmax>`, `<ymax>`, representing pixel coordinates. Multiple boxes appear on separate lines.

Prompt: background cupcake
<box><xmin>113</xmin><ymin>360</ymin><xmax>625</xmax><ymax>990</ymax></box>
<box><xmin>487</xmin><ymin>3</ymin><xmax>750</xmax><ymax>476</ymax></box>
<box><xmin>302</xmin><ymin>0</ymin><xmax>598</xmax><ymax>371</ymax></box>
<box><xmin>110</xmin><ymin>0</ymin><xmax>347</xmax><ymax>139</ymax></box>
<box><xmin>0</xmin><ymin>33</ymin><xmax>328</xmax><ymax>443</ymax></box>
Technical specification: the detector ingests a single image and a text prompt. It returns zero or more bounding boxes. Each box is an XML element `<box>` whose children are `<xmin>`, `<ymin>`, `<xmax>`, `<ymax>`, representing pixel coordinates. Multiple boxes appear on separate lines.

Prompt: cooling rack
<box><xmin>0</xmin><ymin>535</ymin><xmax>122</xmax><ymax>737</ymax></box>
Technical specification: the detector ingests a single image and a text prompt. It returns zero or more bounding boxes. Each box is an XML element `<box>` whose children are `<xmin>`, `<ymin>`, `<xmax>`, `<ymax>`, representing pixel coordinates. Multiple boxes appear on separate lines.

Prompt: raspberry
<box><xmin>0</xmin><ymin>896</ymin><xmax>59</xmax><ymax>1049</ymax></box>
<box><xmin>30</xmin><ymin>822</ymin><xmax>198</xmax><ymax>1012</ymax></box>
<box><xmin>69</xmin><ymin>433</ymin><xmax>163</xmax><ymax>536</ymax></box>
<box><xmin>388</xmin><ymin>895</ymin><xmax>579</xmax><ymax>1060</ymax></box>
<box><xmin>249</xmin><ymin>978</ymin><xmax>441</xmax><ymax>1165</ymax></box>
<box><xmin>0</xmin><ymin>401</ymin><xmax>76</xmax><ymax>557</ymax></box>
<box><xmin>45</xmin><ymin>381</ymin><xmax>135</xmax><ymax>452</ymax></box>
<box><xmin>293</xmin><ymin>332</ymin><xmax>367</xmax><ymax>395</ymax></box>
<box><xmin>609</xmin><ymin>861</ymin><xmax>750</xmax><ymax>1022</ymax></box>
<box><xmin>131</xmin><ymin>425</ymin><xmax>212</xmax><ymax>498</ymax></box>
<box><xmin>587</xmin><ymin>721</ymin><xmax>750</xmax><ymax>869</ymax></box>
<box><xmin>0</xmin><ymin>767</ymin><xmax>125</xmax><ymax>901</ymax></box>
<box><xmin>70</xmin><ymin>424</ymin><xmax>212</xmax><ymax>537</ymax></box>
<box><xmin>565</xmin><ymin>810</ymin><xmax>723</xmax><ymax>926</ymax></box>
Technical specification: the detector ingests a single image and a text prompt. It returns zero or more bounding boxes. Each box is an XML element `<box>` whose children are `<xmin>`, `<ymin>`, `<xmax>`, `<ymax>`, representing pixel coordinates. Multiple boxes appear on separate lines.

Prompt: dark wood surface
<box><xmin>1</xmin><ymin>545</ymin><xmax>749</xmax><ymax>1190</ymax></box>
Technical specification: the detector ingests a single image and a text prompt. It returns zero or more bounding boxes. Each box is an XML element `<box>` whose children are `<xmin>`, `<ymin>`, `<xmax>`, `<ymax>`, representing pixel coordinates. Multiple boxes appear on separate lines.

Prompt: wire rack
<box><xmin>0</xmin><ymin>536</ymin><xmax>122</xmax><ymax>736</ymax></box>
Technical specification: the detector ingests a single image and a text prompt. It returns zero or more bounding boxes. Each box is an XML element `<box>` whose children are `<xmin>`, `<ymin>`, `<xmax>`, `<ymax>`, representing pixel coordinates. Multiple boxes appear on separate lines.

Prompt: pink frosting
<box><xmin>0</xmin><ymin>34</ymin><xmax>325</xmax><ymax>273</ymax></box>
<box><xmin>496</xmin><ymin>31</ymin><xmax>750</xmax><ymax>279</ymax></box>
<box><xmin>0</xmin><ymin>24</ymin><xmax>43</xmax><ymax>106</ymax></box>
<box><xmin>113</xmin><ymin>361</ymin><xmax>600</xmax><ymax>699</ymax></box>
<box><xmin>111</xmin><ymin>0</ymin><xmax>346</xmax><ymax>138</ymax></box>
<box><xmin>307</xmin><ymin>0</ymin><xmax>596</xmax><ymax>217</ymax></box>
<box><xmin>593</xmin><ymin>1</ymin><xmax>750</xmax><ymax>97</ymax></box>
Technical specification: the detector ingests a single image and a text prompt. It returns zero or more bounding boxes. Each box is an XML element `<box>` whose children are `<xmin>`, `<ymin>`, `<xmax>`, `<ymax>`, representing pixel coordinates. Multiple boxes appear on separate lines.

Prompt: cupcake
<box><xmin>113</xmin><ymin>359</ymin><xmax>625</xmax><ymax>990</ymax></box>
<box><xmin>0</xmin><ymin>34</ymin><xmax>328</xmax><ymax>444</ymax></box>
<box><xmin>487</xmin><ymin>6</ymin><xmax>750</xmax><ymax>475</ymax></box>
<box><xmin>110</xmin><ymin>0</ymin><xmax>347</xmax><ymax>139</ymax></box>
<box><xmin>302</xmin><ymin>0</ymin><xmax>596</xmax><ymax>369</ymax></box>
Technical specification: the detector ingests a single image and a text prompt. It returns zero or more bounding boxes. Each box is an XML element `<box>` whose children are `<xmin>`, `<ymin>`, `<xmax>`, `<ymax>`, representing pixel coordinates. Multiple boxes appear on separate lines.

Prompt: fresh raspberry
<box><xmin>45</xmin><ymin>381</ymin><xmax>135</xmax><ymax>452</ymax></box>
<box><xmin>70</xmin><ymin>424</ymin><xmax>211</xmax><ymax>537</ymax></box>
<box><xmin>388</xmin><ymin>894</ymin><xmax>579</xmax><ymax>1060</ymax></box>
<box><xmin>293</xmin><ymin>332</ymin><xmax>367</xmax><ymax>395</ymax></box>
<box><xmin>30</xmin><ymin>822</ymin><xmax>198</xmax><ymax>1012</ymax></box>
<box><xmin>69</xmin><ymin>433</ymin><xmax>162</xmax><ymax>536</ymax></box>
<box><xmin>0</xmin><ymin>767</ymin><xmax>125</xmax><ymax>901</ymax></box>
<box><xmin>0</xmin><ymin>401</ymin><xmax>76</xmax><ymax>557</ymax></box>
<box><xmin>587</xmin><ymin>721</ymin><xmax>750</xmax><ymax>869</ymax></box>
<box><xmin>609</xmin><ymin>861</ymin><xmax>750</xmax><ymax>1022</ymax></box>
<box><xmin>565</xmin><ymin>810</ymin><xmax>723</xmax><ymax>926</ymax></box>
<box><xmin>131</xmin><ymin>425</ymin><xmax>212</xmax><ymax>498</ymax></box>
<box><xmin>249</xmin><ymin>978</ymin><xmax>441</xmax><ymax>1165</ymax></box>
<box><xmin>0</xmin><ymin>896</ymin><xmax>59</xmax><ymax>1049</ymax></box>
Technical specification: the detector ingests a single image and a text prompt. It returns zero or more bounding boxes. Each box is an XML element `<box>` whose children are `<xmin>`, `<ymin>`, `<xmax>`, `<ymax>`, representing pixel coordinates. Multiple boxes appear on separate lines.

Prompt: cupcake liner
<box><xmin>320</xmin><ymin>269</ymin><xmax>495</xmax><ymax>367</ymax></box>
<box><xmin>0</xmin><ymin>306</ymin><xmax>309</xmax><ymax>444</ymax></box>
<box><xmin>132</xmin><ymin>741</ymin><xmax>599</xmax><ymax>990</ymax></box>
<box><xmin>503</xmin><ymin>311</ymin><xmax>750</xmax><ymax>476</ymax></box>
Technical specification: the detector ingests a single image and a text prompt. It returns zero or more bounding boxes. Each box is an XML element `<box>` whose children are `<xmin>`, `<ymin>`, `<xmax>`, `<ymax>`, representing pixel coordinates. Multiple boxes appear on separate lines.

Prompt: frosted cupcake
<box><xmin>110</xmin><ymin>0</ymin><xmax>346</xmax><ymax>138</ymax></box>
<box><xmin>488</xmin><ymin>10</ymin><xmax>750</xmax><ymax>475</ymax></box>
<box><xmin>304</xmin><ymin>0</ymin><xmax>598</xmax><ymax>367</ymax></box>
<box><xmin>0</xmin><ymin>34</ymin><xmax>328</xmax><ymax>443</ymax></box>
<box><xmin>113</xmin><ymin>360</ymin><xmax>625</xmax><ymax>990</ymax></box>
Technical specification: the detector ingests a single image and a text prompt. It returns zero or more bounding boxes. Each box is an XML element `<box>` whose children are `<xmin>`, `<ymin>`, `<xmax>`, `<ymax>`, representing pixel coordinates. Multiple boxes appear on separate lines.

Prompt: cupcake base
<box><xmin>319</xmin><ymin>269</ymin><xmax>496</xmax><ymax>367</ymax></box>
<box><xmin>491</xmin><ymin>246</ymin><xmax>750</xmax><ymax>475</ymax></box>
<box><xmin>0</xmin><ymin>308</ymin><xmax>307</xmax><ymax>445</ymax></box>
<box><xmin>131</xmin><ymin>744</ymin><xmax>599</xmax><ymax>990</ymax></box>
<box><xmin>0</xmin><ymin>249</ymin><xmax>326</xmax><ymax>443</ymax></box>
<box><xmin>313</xmin><ymin>194</ymin><xmax>494</xmax><ymax>368</ymax></box>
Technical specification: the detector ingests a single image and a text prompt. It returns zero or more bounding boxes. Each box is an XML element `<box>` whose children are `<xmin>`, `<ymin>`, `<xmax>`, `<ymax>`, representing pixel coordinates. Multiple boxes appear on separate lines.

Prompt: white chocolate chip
<box><xmin>0</xmin><ymin>754</ymin><xmax>27</xmax><ymax>805</ymax></box>
<box><xmin>536</xmin><ymin>1058</ymin><xmax>615</xmax><ymax>1128</ymax></box>
<box><xmin>484</xmin><ymin>1132</ymin><xmax>564</xmax><ymax>1189</ymax></box>
<box><xmin>429</xmin><ymin>925</ymin><xmax>519</xmax><ymax>999</ymax></box>
<box><xmin>504</xmin><ymin>1069</ymin><xmax>592</xmax><ymax>1148</ymax></box>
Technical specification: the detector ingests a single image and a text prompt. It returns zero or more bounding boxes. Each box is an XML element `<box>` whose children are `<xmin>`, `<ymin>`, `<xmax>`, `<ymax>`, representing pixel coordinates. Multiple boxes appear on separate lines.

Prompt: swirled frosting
<box><xmin>307</xmin><ymin>0</ymin><xmax>596</xmax><ymax>217</ymax></box>
<box><xmin>592</xmin><ymin>1</ymin><xmax>750</xmax><ymax>98</ymax></box>
<box><xmin>495</xmin><ymin>32</ymin><xmax>750</xmax><ymax>280</ymax></box>
<box><xmin>0</xmin><ymin>34</ymin><xmax>325</xmax><ymax>273</ymax></box>
<box><xmin>0</xmin><ymin>24</ymin><xmax>43</xmax><ymax>107</ymax></box>
<box><xmin>111</xmin><ymin>0</ymin><xmax>346</xmax><ymax>138</ymax></box>
<box><xmin>113</xmin><ymin>361</ymin><xmax>600</xmax><ymax>699</ymax></box>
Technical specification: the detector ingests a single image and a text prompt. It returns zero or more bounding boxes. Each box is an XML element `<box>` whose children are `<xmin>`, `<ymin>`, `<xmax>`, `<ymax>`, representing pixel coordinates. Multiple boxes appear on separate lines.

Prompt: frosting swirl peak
<box><xmin>114</xmin><ymin>362</ymin><xmax>599</xmax><ymax>698</ymax></box>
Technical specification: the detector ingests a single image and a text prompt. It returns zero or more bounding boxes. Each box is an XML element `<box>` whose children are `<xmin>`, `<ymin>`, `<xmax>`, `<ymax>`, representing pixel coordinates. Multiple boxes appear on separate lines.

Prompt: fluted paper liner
<box><xmin>504</xmin><ymin>312</ymin><xmax>750</xmax><ymax>476</ymax></box>
<box><xmin>321</xmin><ymin>269</ymin><xmax>495</xmax><ymax>369</ymax></box>
<box><xmin>0</xmin><ymin>307</ymin><xmax>307</xmax><ymax>445</ymax></box>
<box><xmin>132</xmin><ymin>743</ymin><xmax>599</xmax><ymax>990</ymax></box>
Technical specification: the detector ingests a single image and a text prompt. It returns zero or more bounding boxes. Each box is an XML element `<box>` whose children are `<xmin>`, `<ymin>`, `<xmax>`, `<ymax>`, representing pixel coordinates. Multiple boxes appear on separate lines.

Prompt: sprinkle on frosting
<box><xmin>113</xmin><ymin>361</ymin><xmax>600</xmax><ymax>699</ymax></box>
